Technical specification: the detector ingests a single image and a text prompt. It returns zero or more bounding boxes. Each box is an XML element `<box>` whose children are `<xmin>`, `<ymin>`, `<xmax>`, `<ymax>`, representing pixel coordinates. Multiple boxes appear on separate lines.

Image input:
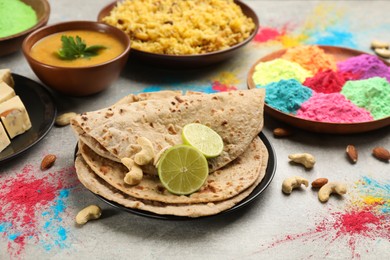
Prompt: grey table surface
<box><xmin>1</xmin><ymin>0</ymin><xmax>389</xmax><ymax>259</ymax></box>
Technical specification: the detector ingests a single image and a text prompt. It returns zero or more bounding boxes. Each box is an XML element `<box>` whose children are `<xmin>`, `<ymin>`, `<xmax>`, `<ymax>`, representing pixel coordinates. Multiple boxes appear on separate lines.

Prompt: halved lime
<box><xmin>157</xmin><ymin>145</ymin><xmax>209</xmax><ymax>195</ymax></box>
<box><xmin>182</xmin><ymin>123</ymin><xmax>224</xmax><ymax>158</ymax></box>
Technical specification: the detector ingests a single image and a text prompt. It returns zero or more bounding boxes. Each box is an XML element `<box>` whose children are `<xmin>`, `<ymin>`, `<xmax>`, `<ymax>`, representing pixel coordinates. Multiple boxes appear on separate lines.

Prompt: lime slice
<box><xmin>157</xmin><ymin>145</ymin><xmax>209</xmax><ymax>195</ymax></box>
<box><xmin>182</xmin><ymin>123</ymin><xmax>224</xmax><ymax>158</ymax></box>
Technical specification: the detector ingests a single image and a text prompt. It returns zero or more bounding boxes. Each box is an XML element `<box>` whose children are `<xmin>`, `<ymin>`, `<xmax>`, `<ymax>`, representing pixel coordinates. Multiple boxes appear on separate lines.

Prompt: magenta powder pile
<box><xmin>297</xmin><ymin>93</ymin><xmax>374</xmax><ymax>123</ymax></box>
<box><xmin>337</xmin><ymin>54</ymin><xmax>390</xmax><ymax>82</ymax></box>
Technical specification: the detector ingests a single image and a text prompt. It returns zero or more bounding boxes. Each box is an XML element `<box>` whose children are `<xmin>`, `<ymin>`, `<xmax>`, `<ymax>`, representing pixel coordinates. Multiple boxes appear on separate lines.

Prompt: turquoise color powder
<box><xmin>41</xmin><ymin>189</ymin><xmax>70</xmax><ymax>251</ymax></box>
<box><xmin>307</xmin><ymin>27</ymin><xmax>357</xmax><ymax>48</ymax></box>
<box><xmin>341</xmin><ymin>77</ymin><xmax>390</xmax><ymax>120</ymax></box>
<box><xmin>141</xmin><ymin>84</ymin><xmax>217</xmax><ymax>94</ymax></box>
<box><xmin>257</xmin><ymin>79</ymin><xmax>313</xmax><ymax>114</ymax></box>
<box><xmin>0</xmin><ymin>222</ymin><xmax>12</xmax><ymax>232</ymax></box>
<box><xmin>8</xmin><ymin>233</ymin><xmax>20</xmax><ymax>241</ymax></box>
<box><xmin>0</xmin><ymin>0</ymin><xmax>38</xmax><ymax>38</ymax></box>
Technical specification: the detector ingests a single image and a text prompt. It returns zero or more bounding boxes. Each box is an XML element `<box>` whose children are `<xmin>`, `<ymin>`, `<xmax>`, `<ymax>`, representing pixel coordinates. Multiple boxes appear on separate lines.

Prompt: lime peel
<box><xmin>157</xmin><ymin>145</ymin><xmax>209</xmax><ymax>195</ymax></box>
<box><xmin>181</xmin><ymin>123</ymin><xmax>224</xmax><ymax>158</ymax></box>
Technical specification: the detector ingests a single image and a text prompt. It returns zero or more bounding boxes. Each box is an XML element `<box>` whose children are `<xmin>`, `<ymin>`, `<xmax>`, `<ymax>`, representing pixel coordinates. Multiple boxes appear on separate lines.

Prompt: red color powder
<box><xmin>211</xmin><ymin>81</ymin><xmax>237</xmax><ymax>92</ymax></box>
<box><xmin>254</xmin><ymin>27</ymin><xmax>283</xmax><ymax>42</ymax></box>
<box><xmin>334</xmin><ymin>210</ymin><xmax>382</xmax><ymax>236</ymax></box>
<box><xmin>303</xmin><ymin>69</ymin><xmax>346</xmax><ymax>93</ymax></box>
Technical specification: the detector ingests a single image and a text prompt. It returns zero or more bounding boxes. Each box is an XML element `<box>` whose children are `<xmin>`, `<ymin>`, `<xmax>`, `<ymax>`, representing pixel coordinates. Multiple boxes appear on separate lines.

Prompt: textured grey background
<box><xmin>1</xmin><ymin>0</ymin><xmax>389</xmax><ymax>259</ymax></box>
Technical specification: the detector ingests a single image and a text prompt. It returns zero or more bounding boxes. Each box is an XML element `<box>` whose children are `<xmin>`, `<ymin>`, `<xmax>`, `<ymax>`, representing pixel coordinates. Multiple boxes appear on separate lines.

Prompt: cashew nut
<box><xmin>288</xmin><ymin>153</ymin><xmax>316</xmax><ymax>169</ymax></box>
<box><xmin>318</xmin><ymin>182</ymin><xmax>347</xmax><ymax>202</ymax></box>
<box><xmin>282</xmin><ymin>176</ymin><xmax>309</xmax><ymax>194</ymax></box>
<box><xmin>134</xmin><ymin>137</ymin><xmax>155</xmax><ymax>165</ymax></box>
<box><xmin>122</xmin><ymin>157</ymin><xmax>143</xmax><ymax>185</ymax></box>
<box><xmin>75</xmin><ymin>205</ymin><xmax>102</xmax><ymax>225</ymax></box>
<box><xmin>371</xmin><ymin>40</ymin><xmax>389</xmax><ymax>49</ymax></box>
<box><xmin>374</xmin><ymin>48</ymin><xmax>390</xmax><ymax>59</ymax></box>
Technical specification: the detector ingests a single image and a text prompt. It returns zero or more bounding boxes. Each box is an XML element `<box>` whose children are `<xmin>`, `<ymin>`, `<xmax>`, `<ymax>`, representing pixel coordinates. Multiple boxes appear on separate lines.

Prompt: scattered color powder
<box><xmin>211</xmin><ymin>81</ymin><xmax>237</xmax><ymax>92</ymax></box>
<box><xmin>0</xmin><ymin>0</ymin><xmax>37</xmax><ymax>38</ymax></box>
<box><xmin>141</xmin><ymin>72</ymin><xmax>239</xmax><ymax>94</ymax></box>
<box><xmin>257</xmin><ymin>177</ymin><xmax>390</xmax><ymax>259</ymax></box>
<box><xmin>303</xmin><ymin>69</ymin><xmax>350</xmax><ymax>93</ymax></box>
<box><xmin>252</xmin><ymin>4</ymin><xmax>357</xmax><ymax>49</ymax></box>
<box><xmin>297</xmin><ymin>93</ymin><xmax>373</xmax><ymax>123</ymax></box>
<box><xmin>141</xmin><ymin>81</ymin><xmax>235</xmax><ymax>94</ymax></box>
<box><xmin>211</xmin><ymin>71</ymin><xmax>239</xmax><ymax>86</ymax></box>
<box><xmin>41</xmin><ymin>189</ymin><xmax>71</xmax><ymax>251</ymax></box>
<box><xmin>252</xmin><ymin>59</ymin><xmax>312</xmax><ymax>86</ymax></box>
<box><xmin>282</xmin><ymin>45</ymin><xmax>337</xmax><ymax>74</ymax></box>
<box><xmin>0</xmin><ymin>165</ymin><xmax>78</xmax><ymax>257</ymax></box>
<box><xmin>341</xmin><ymin>77</ymin><xmax>390</xmax><ymax>120</ymax></box>
<box><xmin>254</xmin><ymin>27</ymin><xmax>284</xmax><ymax>43</ymax></box>
<box><xmin>337</xmin><ymin>54</ymin><xmax>390</xmax><ymax>82</ymax></box>
<box><xmin>306</xmin><ymin>27</ymin><xmax>357</xmax><ymax>48</ymax></box>
<box><xmin>258</xmin><ymin>79</ymin><xmax>312</xmax><ymax>114</ymax></box>
<box><xmin>356</xmin><ymin>176</ymin><xmax>390</xmax><ymax>214</ymax></box>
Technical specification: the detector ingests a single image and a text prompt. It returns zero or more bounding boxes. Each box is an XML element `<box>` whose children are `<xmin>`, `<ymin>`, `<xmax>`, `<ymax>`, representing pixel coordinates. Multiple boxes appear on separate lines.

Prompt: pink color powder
<box><xmin>296</xmin><ymin>93</ymin><xmax>373</xmax><ymax>123</ymax></box>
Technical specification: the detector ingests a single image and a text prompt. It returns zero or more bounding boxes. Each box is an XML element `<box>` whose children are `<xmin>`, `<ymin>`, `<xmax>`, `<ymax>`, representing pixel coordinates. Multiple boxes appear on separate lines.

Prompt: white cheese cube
<box><xmin>0</xmin><ymin>96</ymin><xmax>32</xmax><ymax>139</ymax></box>
<box><xmin>0</xmin><ymin>122</ymin><xmax>11</xmax><ymax>153</ymax></box>
<box><xmin>0</xmin><ymin>69</ymin><xmax>14</xmax><ymax>88</ymax></box>
<box><xmin>0</xmin><ymin>82</ymin><xmax>16</xmax><ymax>103</ymax></box>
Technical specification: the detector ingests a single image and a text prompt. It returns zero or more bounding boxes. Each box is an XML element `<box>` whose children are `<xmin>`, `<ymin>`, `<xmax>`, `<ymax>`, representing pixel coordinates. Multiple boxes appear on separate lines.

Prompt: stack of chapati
<box><xmin>71</xmin><ymin>89</ymin><xmax>268</xmax><ymax>218</ymax></box>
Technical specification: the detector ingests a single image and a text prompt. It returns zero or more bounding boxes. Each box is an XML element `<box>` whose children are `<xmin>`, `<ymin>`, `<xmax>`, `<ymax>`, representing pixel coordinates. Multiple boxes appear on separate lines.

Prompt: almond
<box><xmin>273</xmin><ymin>127</ymin><xmax>292</xmax><ymax>137</ymax></box>
<box><xmin>346</xmin><ymin>145</ymin><xmax>358</xmax><ymax>163</ymax></box>
<box><xmin>311</xmin><ymin>178</ymin><xmax>328</xmax><ymax>188</ymax></box>
<box><xmin>372</xmin><ymin>147</ymin><xmax>390</xmax><ymax>161</ymax></box>
<box><xmin>41</xmin><ymin>154</ymin><xmax>57</xmax><ymax>170</ymax></box>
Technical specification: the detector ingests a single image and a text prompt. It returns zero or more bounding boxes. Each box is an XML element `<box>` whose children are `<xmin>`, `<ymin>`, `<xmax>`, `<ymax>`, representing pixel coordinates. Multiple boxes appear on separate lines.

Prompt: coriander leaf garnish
<box><xmin>57</xmin><ymin>35</ymin><xmax>106</xmax><ymax>60</ymax></box>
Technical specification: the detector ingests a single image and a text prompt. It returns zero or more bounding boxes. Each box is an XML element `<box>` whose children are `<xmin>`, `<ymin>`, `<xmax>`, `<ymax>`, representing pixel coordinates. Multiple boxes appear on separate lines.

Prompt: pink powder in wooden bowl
<box><xmin>296</xmin><ymin>93</ymin><xmax>373</xmax><ymax>123</ymax></box>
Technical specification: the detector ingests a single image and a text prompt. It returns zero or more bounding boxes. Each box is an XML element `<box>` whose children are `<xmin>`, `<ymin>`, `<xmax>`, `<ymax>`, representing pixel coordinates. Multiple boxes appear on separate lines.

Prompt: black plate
<box><xmin>0</xmin><ymin>74</ymin><xmax>56</xmax><ymax>164</ymax></box>
<box><xmin>91</xmin><ymin>132</ymin><xmax>276</xmax><ymax>220</ymax></box>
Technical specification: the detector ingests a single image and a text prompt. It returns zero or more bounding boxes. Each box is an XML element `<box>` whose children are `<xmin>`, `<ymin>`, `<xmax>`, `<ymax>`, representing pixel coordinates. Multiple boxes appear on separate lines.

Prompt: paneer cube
<box><xmin>0</xmin><ymin>69</ymin><xmax>14</xmax><ymax>88</ymax></box>
<box><xmin>0</xmin><ymin>82</ymin><xmax>16</xmax><ymax>103</ymax></box>
<box><xmin>0</xmin><ymin>96</ymin><xmax>32</xmax><ymax>139</ymax></box>
<box><xmin>0</xmin><ymin>122</ymin><xmax>11</xmax><ymax>153</ymax></box>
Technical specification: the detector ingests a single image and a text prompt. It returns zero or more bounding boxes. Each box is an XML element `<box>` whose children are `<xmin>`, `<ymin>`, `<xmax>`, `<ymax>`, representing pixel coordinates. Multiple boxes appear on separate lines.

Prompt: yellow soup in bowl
<box><xmin>30</xmin><ymin>30</ymin><xmax>125</xmax><ymax>67</ymax></box>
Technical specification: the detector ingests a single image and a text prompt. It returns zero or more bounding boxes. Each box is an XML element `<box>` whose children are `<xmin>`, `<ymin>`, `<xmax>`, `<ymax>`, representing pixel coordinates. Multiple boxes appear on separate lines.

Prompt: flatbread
<box><xmin>71</xmin><ymin>89</ymin><xmax>265</xmax><ymax>173</ymax></box>
<box><xmin>78</xmin><ymin>136</ymin><xmax>264</xmax><ymax>204</ymax></box>
<box><xmin>75</xmin><ymin>139</ymin><xmax>268</xmax><ymax>218</ymax></box>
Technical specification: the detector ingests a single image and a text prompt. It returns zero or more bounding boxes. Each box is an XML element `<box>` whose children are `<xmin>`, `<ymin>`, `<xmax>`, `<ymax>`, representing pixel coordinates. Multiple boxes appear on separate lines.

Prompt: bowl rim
<box><xmin>246</xmin><ymin>45</ymin><xmax>390</xmax><ymax>133</ymax></box>
<box><xmin>0</xmin><ymin>0</ymin><xmax>51</xmax><ymax>41</ymax></box>
<box><xmin>97</xmin><ymin>0</ymin><xmax>259</xmax><ymax>58</ymax></box>
<box><xmin>22</xmin><ymin>20</ymin><xmax>131</xmax><ymax>70</ymax></box>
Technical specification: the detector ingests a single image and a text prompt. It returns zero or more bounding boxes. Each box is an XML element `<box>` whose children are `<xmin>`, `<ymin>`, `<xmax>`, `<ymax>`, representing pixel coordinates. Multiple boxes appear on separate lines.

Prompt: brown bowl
<box><xmin>97</xmin><ymin>0</ymin><xmax>259</xmax><ymax>68</ymax></box>
<box><xmin>0</xmin><ymin>0</ymin><xmax>50</xmax><ymax>57</ymax></box>
<box><xmin>22</xmin><ymin>21</ymin><xmax>131</xmax><ymax>96</ymax></box>
<box><xmin>247</xmin><ymin>45</ymin><xmax>390</xmax><ymax>134</ymax></box>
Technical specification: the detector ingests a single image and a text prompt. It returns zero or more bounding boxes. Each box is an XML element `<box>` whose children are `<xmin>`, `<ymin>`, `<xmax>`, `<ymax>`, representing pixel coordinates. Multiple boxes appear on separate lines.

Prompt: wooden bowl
<box><xmin>0</xmin><ymin>0</ymin><xmax>50</xmax><ymax>56</ymax></box>
<box><xmin>22</xmin><ymin>21</ymin><xmax>131</xmax><ymax>96</ymax></box>
<box><xmin>97</xmin><ymin>0</ymin><xmax>259</xmax><ymax>68</ymax></box>
<box><xmin>247</xmin><ymin>45</ymin><xmax>390</xmax><ymax>134</ymax></box>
